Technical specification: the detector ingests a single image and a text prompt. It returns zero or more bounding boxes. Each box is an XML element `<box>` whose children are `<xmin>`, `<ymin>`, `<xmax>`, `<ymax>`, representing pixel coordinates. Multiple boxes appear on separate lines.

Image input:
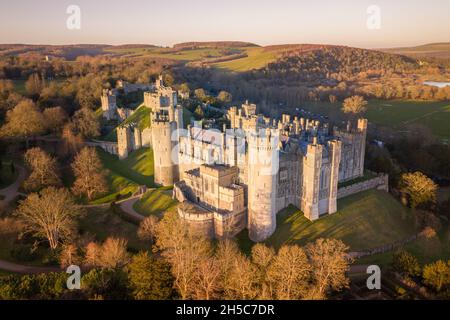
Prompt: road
<box><xmin>0</xmin><ymin>164</ymin><xmax>26</xmax><ymax>205</ymax></box>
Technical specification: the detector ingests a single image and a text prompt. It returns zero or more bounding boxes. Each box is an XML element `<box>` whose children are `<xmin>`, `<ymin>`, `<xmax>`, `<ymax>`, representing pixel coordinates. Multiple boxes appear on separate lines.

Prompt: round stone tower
<box><xmin>247</xmin><ymin>128</ymin><xmax>279</xmax><ymax>242</ymax></box>
<box><xmin>151</xmin><ymin>112</ymin><xmax>179</xmax><ymax>186</ymax></box>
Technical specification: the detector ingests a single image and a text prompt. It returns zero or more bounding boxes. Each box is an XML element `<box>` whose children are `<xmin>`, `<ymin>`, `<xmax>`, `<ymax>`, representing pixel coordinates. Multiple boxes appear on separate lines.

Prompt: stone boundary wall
<box><xmin>337</xmin><ymin>173</ymin><xmax>389</xmax><ymax>200</ymax></box>
<box><xmin>349</xmin><ymin>233</ymin><xmax>418</xmax><ymax>259</ymax></box>
<box><xmin>86</xmin><ymin>139</ymin><xmax>118</xmax><ymax>155</ymax></box>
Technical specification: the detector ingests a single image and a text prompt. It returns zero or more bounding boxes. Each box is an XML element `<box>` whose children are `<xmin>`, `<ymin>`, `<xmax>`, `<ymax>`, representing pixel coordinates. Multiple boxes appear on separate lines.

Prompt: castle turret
<box><xmin>357</xmin><ymin>118</ymin><xmax>368</xmax><ymax>177</ymax></box>
<box><xmin>327</xmin><ymin>139</ymin><xmax>341</xmax><ymax>214</ymax></box>
<box><xmin>117</xmin><ymin>125</ymin><xmax>131</xmax><ymax>159</ymax></box>
<box><xmin>301</xmin><ymin>140</ymin><xmax>323</xmax><ymax>221</ymax></box>
<box><xmin>175</xmin><ymin>105</ymin><xmax>184</xmax><ymax>130</ymax></box>
<box><xmin>247</xmin><ymin>128</ymin><xmax>279</xmax><ymax>242</ymax></box>
<box><xmin>151</xmin><ymin>112</ymin><xmax>179</xmax><ymax>186</ymax></box>
<box><xmin>101</xmin><ymin>89</ymin><xmax>117</xmax><ymax>120</ymax></box>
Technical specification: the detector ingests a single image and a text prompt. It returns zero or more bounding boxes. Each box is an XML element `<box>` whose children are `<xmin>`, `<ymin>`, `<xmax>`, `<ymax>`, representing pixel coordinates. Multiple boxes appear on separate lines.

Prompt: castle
<box><xmin>106</xmin><ymin>76</ymin><xmax>386</xmax><ymax>243</ymax></box>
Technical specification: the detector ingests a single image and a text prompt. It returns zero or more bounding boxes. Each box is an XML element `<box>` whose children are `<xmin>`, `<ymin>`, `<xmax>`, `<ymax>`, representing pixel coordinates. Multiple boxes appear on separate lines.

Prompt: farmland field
<box><xmin>298</xmin><ymin>100</ymin><xmax>450</xmax><ymax>141</ymax></box>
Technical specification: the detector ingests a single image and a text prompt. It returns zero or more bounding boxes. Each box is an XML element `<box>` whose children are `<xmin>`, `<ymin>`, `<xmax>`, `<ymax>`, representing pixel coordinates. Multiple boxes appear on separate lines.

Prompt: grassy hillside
<box><xmin>358</xmin><ymin>227</ymin><xmax>450</xmax><ymax>266</ymax></box>
<box><xmin>102</xmin><ymin>104</ymin><xmax>150</xmax><ymax>142</ymax></box>
<box><xmin>97</xmin><ymin>147</ymin><xmax>154</xmax><ymax>187</ymax></box>
<box><xmin>237</xmin><ymin>189</ymin><xmax>418</xmax><ymax>253</ymax></box>
<box><xmin>90</xmin><ymin>147</ymin><xmax>154</xmax><ymax>204</ymax></box>
<box><xmin>213</xmin><ymin>47</ymin><xmax>278</xmax><ymax>71</ymax></box>
<box><xmin>133</xmin><ymin>188</ymin><xmax>177</xmax><ymax>217</ymax></box>
<box><xmin>382</xmin><ymin>42</ymin><xmax>450</xmax><ymax>59</ymax></box>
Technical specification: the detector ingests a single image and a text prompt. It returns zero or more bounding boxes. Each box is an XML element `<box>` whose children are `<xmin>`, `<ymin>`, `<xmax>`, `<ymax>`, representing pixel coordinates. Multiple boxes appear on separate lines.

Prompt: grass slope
<box><xmin>133</xmin><ymin>188</ymin><xmax>177</xmax><ymax>217</ymax></box>
<box><xmin>237</xmin><ymin>189</ymin><xmax>418</xmax><ymax>254</ymax></box>
<box><xmin>90</xmin><ymin>147</ymin><xmax>154</xmax><ymax>204</ymax></box>
<box><xmin>97</xmin><ymin>147</ymin><xmax>154</xmax><ymax>187</ymax></box>
<box><xmin>213</xmin><ymin>47</ymin><xmax>277</xmax><ymax>71</ymax></box>
<box><xmin>357</xmin><ymin>226</ymin><xmax>450</xmax><ymax>266</ymax></box>
<box><xmin>102</xmin><ymin>104</ymin><xmax>151</xmax><ymax>142</ymax></box>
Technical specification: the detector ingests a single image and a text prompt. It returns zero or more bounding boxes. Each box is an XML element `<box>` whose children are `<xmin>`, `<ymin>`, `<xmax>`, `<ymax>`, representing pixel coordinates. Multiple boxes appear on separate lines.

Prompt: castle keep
<box><xmin>103</xmin><ymin>76</ymin><xmax>383</xmax><ymax>242</ymax></box>
<box><xmin>173</xmin><ymin>101</ymin><xmax>370</xmax><ymax>242</ymax></box>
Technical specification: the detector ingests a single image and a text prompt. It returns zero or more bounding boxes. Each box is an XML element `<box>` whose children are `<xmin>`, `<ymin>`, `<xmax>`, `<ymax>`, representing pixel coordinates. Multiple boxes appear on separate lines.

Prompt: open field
<box><xmin>213</xmin><ymin>47</ymin><xmax>277</xmax><ymax>71</ymax></box>
<box><xmin>298</xmin><ymin>100</ymin><xmax>450</xmax><ymax>140</ymax></box>
<box><xmin>237</xmin><ymin>189</ymin><xmax>418</xmax><ymax>254</ymax></box>
<box><xmin>133</xmin><ymin>188</ymin><xmax>177</xmax><ymax>217</ymax></box>
<box><xmin>104</xmin><ymin>46</ymin><xmax>229</xmax><ymax>61</ymax></box>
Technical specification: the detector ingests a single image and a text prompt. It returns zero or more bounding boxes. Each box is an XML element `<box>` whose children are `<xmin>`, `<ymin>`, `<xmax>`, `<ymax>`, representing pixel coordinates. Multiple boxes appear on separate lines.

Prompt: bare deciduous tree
<box><xmin>266</xmin><ymin>245</ymin><xmax>311</xmax><ymax>300</ymax></box>
<box><xmin>342</xmin><ymin>95</ymin><xmax>367</xmax><ymax>115</ymax></box>
<box><xmin>15</xmin><ymin>187</ymin><xmax>82</xmax><ymax>250</ymax></box>
<box><xmin>71</xmin><ymin>147</ymin><xmax>108</xmax><ymax>201</ymax></box>
<box><xmin>155</xmin><ymin>211</ymin><xmax>211</xmax><ymax>299</ymax></box>
<box><xmin>305</xmin><ymin>238</ymin><xmax>351</xmax><ymax>299</ymax></box>
<box><xmin>24</xmin><ymin>147</ymin><xmax>61</xmax><ymax>191</ymax></box>
<box><xmin>83</xmin><ymin>237</ymin><xmax>130</xmax><ymax>269</ymax></box>
<box><xmin>137</xmin><ymin>215</ymin><xmax>159</xmax><ymax>243</ymax></box>
<box><xmin>193</xmin><ymin>257</ymin><xmax>222</xmax><ymax>300</ymax></box>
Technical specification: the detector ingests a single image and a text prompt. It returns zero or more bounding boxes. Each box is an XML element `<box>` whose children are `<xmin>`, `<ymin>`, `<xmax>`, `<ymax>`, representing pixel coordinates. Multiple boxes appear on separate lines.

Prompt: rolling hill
<box><xmin>381</xmin><ymin>42</ymin><xmax>450</xmax><ymax>59</ymax></box>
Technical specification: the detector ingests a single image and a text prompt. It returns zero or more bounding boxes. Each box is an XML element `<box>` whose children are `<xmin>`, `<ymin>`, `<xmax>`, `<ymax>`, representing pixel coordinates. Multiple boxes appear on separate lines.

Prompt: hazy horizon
<box><xmin>1</xmin><ymin>0</ymin><xmax>449</xmax><ymax>49</ymax></box>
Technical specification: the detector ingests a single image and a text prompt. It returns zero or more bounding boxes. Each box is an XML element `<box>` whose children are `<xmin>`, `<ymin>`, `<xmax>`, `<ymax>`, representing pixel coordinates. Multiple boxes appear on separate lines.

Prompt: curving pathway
<box><xmin>118</xmin><ymin>195</ymin><xmax>145</xmax><ymax>222</ymax></box>
<box><xmin>0</xmin><ymin>260</ymin><xmax>60</xmax><ymax>274</ymax></box>
<box><xmin>0</xmin><ymin>164</ymin><xmax>26</xmax><ymax>205</ymax></box>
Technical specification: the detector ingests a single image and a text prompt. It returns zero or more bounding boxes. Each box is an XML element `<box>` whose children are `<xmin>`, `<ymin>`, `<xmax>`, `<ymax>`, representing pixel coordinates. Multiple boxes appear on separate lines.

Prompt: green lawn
<box><xmin>78</xmin><ymin>206</ymin><xmax>149</xmax><ymax>252</ymax></box>
<box><xmin>90</xmin><ymin>147</ymin><xmax>155</xmax><ymax>204</ymax></box>
<box><xmin>298</xmin><ymin>100</ymin><xmax>450</xmax><ymax>141</ymax></box>
<box><xmin>366</xmin><ymin>100</ymin><xmax>450</xmax><ymax>140</ymax></box>
<box><xmin>237</xmin><ymin>189</ymin><xmax>418</xmax><ymax>254</ymax></box>
<box><xmin>12</xmin><ymin>80</ymin><xmax>26</xmax><ymax>95</ymax></box>
<box><xmin>104</xmin><ymin>47</ymin><xmax>227</xmax><ymax>61</ymax></box>
<box><xmin>213</xmin><ymin>47</ymin><xmax>277</xmax><ymax>71</ymax></box>
<box><xmin>97</xmin><ymin>147</ymin><xmax>154</xmax><ymax>187</ymax></box>
<box><xmin>102</xmin><ymin>104</ymin><xmax>151</xmax><ymax>142</ymax></box>
<box><xmin>133</xmin><ymin>188</ymin><xmax>177</xmax><ymax>217</ymax></box>
<box><xmin>357</xmin><ymin>226</ymin><xmax>450</xmax><ymax>267</ymax></box>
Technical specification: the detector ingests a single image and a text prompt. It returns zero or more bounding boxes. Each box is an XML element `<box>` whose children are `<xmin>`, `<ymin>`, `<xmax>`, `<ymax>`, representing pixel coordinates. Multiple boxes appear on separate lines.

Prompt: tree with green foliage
<box><xmin>128</xmin><ymin>251</ymin><xmax>175</xmax><ymax>300</ymax></box>
<box><xmin>422</xmin><ymin>260</ymin><xmax>450</xmax><ymax>292</ymax></box>
<box><xmin>392</xmin><ymin>250</ymin><xmax>421</xmax><ymax>277</ymax></box>
<box><xmin>400</xmin><ymin>171</ymin><xmax>438</xmax><ymax>209</ymax></box>
<box><xmin>0</xmin><ymin>272</ymin><xmax>70</xmax><ymax>300</ymax></box>
<box><xmin>82</xmin><ymin>268</ymin><xmax>130</xmax><ymax>300</ymax></box>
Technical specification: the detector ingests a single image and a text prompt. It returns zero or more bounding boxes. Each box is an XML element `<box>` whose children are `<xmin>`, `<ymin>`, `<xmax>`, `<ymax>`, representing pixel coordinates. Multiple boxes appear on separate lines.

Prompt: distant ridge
<box><xmin>173</xmin><ymin>41</ymin><xmax>259</xmax><ymax>49</ymax></box>
<box><xmin>380</xmin><ymin>42</ymin><xmax>450</xmax><ymax>59</ymax></box>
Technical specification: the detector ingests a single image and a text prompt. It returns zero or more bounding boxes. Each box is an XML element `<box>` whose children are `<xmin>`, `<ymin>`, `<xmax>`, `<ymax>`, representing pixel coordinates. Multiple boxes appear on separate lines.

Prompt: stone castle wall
<box><xmin>337</xmin><ymin>173</ymin><xmax>388</xmax><ymax>199</ymax></box>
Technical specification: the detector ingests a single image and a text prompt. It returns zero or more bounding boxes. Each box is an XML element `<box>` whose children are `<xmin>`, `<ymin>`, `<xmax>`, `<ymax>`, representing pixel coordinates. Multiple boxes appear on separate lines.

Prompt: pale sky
<box><xmin>0</xmin><ymin>0</ymin><xmax>449</xmax><ymax>48</ymax></box>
